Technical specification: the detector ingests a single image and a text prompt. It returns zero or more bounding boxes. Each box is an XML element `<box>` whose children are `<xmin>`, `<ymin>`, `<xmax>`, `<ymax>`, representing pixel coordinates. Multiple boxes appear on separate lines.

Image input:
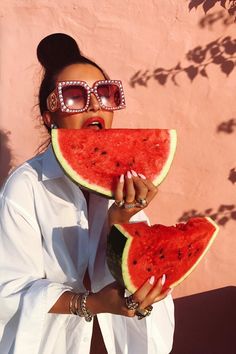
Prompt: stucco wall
<box><xmin>1</xmin><ymin>0</ymin><xmax>235</xmax><ymax>301</ymax></box>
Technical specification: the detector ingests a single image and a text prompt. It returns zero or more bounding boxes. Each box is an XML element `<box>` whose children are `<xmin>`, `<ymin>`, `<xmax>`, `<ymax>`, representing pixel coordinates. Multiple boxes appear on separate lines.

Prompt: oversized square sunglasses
<box><xmin>46</xmin><ymin>80</ymin><xmax>126</xmax><ymax>113</ymax></box>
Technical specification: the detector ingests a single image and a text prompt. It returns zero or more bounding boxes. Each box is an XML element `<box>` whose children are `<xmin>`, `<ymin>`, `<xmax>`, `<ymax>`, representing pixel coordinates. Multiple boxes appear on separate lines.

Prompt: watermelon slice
<box><xmin>107</xmin><ymin>217</ymin><xmax>219</xmax><ymax>293</ymax></box>
<box><xmin>51</xmin><ymin>128</ymin><xmax>177</xmax><ymax>198</ymax></box>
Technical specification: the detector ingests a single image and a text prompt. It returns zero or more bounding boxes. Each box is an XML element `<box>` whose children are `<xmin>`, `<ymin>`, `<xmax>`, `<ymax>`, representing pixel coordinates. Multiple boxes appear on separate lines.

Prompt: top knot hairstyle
<box><xmin>37</xmin><ymin>33</ymin><xmax>108</xmax><ymax>116</ymax></box>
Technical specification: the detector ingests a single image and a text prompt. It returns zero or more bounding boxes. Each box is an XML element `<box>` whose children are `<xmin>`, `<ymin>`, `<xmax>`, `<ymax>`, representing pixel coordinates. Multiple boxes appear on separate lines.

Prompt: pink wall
<box><xmin>1</xmin><ymin>1</ymin><xmax>236</xmax><ymax>302</ymax></box>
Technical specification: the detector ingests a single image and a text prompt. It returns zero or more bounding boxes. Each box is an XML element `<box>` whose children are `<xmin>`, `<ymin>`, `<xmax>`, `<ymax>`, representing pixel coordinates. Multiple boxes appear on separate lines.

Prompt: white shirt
<box><xmin>0</xmin><ymin>145</ymin><xmax>174</xmax><ymax>354</ymax></box>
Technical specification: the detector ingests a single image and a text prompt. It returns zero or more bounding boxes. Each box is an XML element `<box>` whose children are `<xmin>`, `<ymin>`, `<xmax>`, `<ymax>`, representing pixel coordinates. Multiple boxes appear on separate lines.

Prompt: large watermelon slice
<box><xmin>51</xmin><ymin>128</ymin><xmax>177</xmax><ymax>198</ymax></box>
<box><xmin>107</xmin><ymin>217</ymin><xmax>219</xmax><ymax>293</ymax></box>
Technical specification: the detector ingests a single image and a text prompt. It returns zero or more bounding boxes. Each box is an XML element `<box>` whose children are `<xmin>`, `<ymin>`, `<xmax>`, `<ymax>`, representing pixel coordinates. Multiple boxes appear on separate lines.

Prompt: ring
<box><xmin>136</xmin><ymin>305</ymin><xmax>153</xmax><ymax>320</ymax></box>
<box><xmin>125</xmin><ymin>295</ymin><xmax>139</xmax><ymax>310</ymax></box>
<box><xmin>136</xmin><ymin>198</ymin><xmax>148</xmax><ymax>207</ymax></box>
<box><xmin>114</xmin><ymin>200</ymin><xmax>125</xmax><ymax>208</ymax></box>
<box><xmin>124</xmin><ymin>203</ymin><xmax>136</xmax><ymax>209</ymax></box>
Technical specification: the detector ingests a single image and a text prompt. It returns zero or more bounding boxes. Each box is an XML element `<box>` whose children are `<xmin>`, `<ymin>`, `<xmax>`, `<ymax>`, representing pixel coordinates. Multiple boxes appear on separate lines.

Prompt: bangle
<box><xmin>74</xmin><ymin>294</ymin><xmax>84</xmax><ymax>317</ymax></box>
<box><xmin>80</xmin><ymin>290</ymin><xmax>94</xmax><ymax>322</ymax></box>
<box><xmin>69</xmin><ymin>293</ymin><xmax>77</xmax><ymax>315</ymax></box>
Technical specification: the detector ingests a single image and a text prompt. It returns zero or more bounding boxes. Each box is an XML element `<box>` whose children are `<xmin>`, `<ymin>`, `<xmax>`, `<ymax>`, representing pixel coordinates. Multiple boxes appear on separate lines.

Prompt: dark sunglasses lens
<box><xmin>97</xmin><ymin>84</ymin><xmax>121</xmax><ymax>108</ymax></box>
<box><xmin>62</xmin><ymin>86</ymin><xmax>87</xmax><ymax>110</ymax></box>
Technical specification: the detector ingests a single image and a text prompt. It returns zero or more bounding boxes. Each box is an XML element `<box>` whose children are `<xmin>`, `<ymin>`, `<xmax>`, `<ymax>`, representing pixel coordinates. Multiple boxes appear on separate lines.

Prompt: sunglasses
<box><xmin>47</xmin><ymin>80</ymin><xmax>126</xmax><ymax>113</ymax></box>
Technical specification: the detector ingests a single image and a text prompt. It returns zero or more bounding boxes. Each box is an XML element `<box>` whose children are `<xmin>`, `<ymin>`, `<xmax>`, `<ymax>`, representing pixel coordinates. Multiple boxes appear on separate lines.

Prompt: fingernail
<box><xmin>138</xmin><ymin>173</ymin><xmax>146</xmax><ymax>179</ymax></box>
<box><xmin>149</xmin><ymin>276</ymin><xmax>155</xmax><ymax>285</ymax></box>
<box><xmin>161</xmin><ymin>274</ymin><xmax>166</xmax><ymax>286</ymax></box>
<box><xmin>131</xmin><ymin>170</ymin><xmax>138</xmax><ymax>177</ymax></box>
<box><xmin>119</xmin><ymin>174</ymin><xmax>124</xmax><ymax>183</ymax></box>
<box><xmin>127</xmin><ymin>171</ymin><xmax>132</xmax><ymax>179</ymax></box>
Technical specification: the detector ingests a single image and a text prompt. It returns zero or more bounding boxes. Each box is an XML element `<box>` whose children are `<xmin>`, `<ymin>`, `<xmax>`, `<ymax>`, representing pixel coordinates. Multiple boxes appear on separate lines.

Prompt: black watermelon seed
<box><xmin>101</xmin><ymin>151</ymin><xmax>107</xmax><ymax>155</ymax></box>
<box><xmin>178</xmin><ymin>249</ymin><xmax>182</xmax><ymax>260</ymax></box>
<box><xmin>159</xmin><ymin>254</ymin><xmax>165</xmax><ymax>259</ymax></box>
<box><xmin>94</xmin><ymin>147</ymin><xmax>99</xmax><ymax>152</ymax></box>
<box><xmin>147</xmin><ymin>267</ymin><xmax>152</xmax><ymax>272</ymax></box>
<box><xmin>116</xmin><ymin>161</ymin><xmax>120</xmax><ymax>167</ymax></box>
<box><xmin>133</xmin><ymin>260</ymin><xmax>137</xmax><ymax>265</ymax></box>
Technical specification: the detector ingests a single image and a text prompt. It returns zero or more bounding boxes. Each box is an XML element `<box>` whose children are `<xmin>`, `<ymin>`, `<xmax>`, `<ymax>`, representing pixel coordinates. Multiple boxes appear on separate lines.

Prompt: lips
<box><xmin>82</xmin><ymin>117</ymin><xmax>105</xmax><ymax>130</ymax></box>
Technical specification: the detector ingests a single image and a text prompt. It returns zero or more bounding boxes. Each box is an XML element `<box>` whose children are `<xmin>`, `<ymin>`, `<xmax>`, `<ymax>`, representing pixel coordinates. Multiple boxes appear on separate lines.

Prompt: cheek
<box><xmin>53</xmin><ymin>112</ymin><xmax>85</xmax><ymax>129</ymax></box>
<box><xmin>106</xmin><ymin>113</ymin><xmax>114</xmax><ymax>128</ymax></box>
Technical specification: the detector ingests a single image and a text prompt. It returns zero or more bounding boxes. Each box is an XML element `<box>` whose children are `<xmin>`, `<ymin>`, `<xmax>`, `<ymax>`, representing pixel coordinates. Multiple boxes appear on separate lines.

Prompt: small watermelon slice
<box><xmin>51</xmin><ymin>128</ymin><xmax>177</xmax><ymax>198</ymax></box>
<box><xmin>107</xmin><ymin>217</ymin><xmax>219</xmax><ymax>293</ymax></box>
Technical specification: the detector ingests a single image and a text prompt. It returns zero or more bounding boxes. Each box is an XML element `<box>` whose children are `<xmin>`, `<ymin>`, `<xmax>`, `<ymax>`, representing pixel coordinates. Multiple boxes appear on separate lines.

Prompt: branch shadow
<box><xmin>171</xmin><ymin>286</ymin><xmax>236</xmax><ymax>354</ymax></box>
<box><xmin>188</xmin><ymin>0</ymin><xmax>236</xmax><ymax>20</ymax></box>
<box><xmin>198</xmin><ymin>9</ymin><xmax>235</xmax><ymax>29</ymax></box>
<box><xmin>129</xmin><ymin>36</ymin><xmax>236</xmax><ymax>88</ymax></box>
<box><xmin>0</xmin><ymin>130</ymin><xmax>14</xmax><ymax>187</ymax></box>
<box><xmin>178</xmin><ymin>203</ymin><xmax>236</xmax><ymax>226</ymax></box>
<box><xmin>216</xmin><ymin>118</ymin><xmax>236</xmax><ymax>133</ymax></box>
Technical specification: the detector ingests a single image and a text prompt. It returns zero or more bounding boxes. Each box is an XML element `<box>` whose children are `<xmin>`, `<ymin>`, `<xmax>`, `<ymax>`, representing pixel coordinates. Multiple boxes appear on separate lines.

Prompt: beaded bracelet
<box><xmin>80</xmin><ymin>290</ymin><xmax>94</xmax><ymax>322</ymax></box>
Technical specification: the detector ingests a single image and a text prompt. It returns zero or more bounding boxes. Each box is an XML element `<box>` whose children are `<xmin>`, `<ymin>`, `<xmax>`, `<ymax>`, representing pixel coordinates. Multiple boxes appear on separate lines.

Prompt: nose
<box><xmin>87</xmin><ymin>93</ymin><xmax>101</xmax><ymax>112</ymax></box>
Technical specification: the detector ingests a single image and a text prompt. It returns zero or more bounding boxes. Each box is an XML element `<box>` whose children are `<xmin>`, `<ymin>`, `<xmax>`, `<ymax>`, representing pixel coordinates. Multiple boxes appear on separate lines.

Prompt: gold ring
<box><xmin>125</xmin><ymin>295</ymin><xmax>139</xmax><ymax>310</ymax></box>
<box><xmin>114</xmin><ymin>200</ymin><xmax>125</xmax><ymax>208</ymax></box>
<box><xmin>136</xmin><ymin>305</ymin><xmax>153</xmax><ymax>320</ymax></box>
<box><xmin>136</xmin><ymin>198</ymin><xmax>148</xmax><ymax>207</ymax></box>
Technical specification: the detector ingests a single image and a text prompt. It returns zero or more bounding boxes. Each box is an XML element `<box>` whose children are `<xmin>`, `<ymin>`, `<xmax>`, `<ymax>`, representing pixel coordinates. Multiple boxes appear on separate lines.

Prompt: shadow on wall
<box><xmin>198</xmin><ymin>9</ymin><xmax>235</xmax><ymax>29</ymax></box>
<box><xmin>188</xmin><ymin>0</ymin><xmax>236</xmax><ymax>20</ymax></box>
<box><xmin>178</xmin><ymin>204</ymin><xmax>236</xmax><ymax>226</ymax></box>
<box><xmin>171</xmin><ymin>286</ymin><xmax>236</xmax><ymax>354</ymax></box>
<box><xmin>217</xmin><ymin>118</ymin><xmax>236</xmax><ymax>134</ymax></box>
<box><xmin>129</xmin><ymin>36</ymin><xmax>236</xmax><ymax>87</ymax></box>
<box><xmin>0</xmin><ymin>130</ymin><xmax>14</xmax><ymax>187</ymax></box>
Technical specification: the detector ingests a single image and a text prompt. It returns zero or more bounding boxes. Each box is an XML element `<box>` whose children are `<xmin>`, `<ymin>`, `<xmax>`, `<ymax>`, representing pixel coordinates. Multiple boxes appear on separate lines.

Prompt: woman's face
<box><xmin>44</xmin><ymin>63</ymin><xmax>114</xmax><ymax>129</ymax></box>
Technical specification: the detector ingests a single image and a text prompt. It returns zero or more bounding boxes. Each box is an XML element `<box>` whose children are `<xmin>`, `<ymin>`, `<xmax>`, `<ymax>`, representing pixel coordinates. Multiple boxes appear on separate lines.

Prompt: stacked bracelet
<box><xmin>69</xmin><ymin>291</ymin><xmax>94</xmax><ymax>322</ymax></box>
<box><xmin>80</xmin><ymin>290</ymin><xmax>94</xmax><ymax>322</ymax></box>
<box><xmin>69</xmin><ymin>293</ymin><xmax>77</xmax><ymax>315</ymax></box>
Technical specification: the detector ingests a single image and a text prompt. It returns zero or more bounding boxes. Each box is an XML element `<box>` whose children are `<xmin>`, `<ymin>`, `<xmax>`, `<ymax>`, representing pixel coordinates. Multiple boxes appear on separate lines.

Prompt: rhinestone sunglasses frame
<box><xmin>47</xmin><ymin>79</ymin><xmax>126</xmax><ymax>113</ymax></box>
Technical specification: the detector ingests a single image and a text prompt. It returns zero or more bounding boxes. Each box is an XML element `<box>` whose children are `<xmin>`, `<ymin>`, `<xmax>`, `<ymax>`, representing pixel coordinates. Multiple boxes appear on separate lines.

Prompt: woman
<box><xmin>0</xmin><ymin>33</ymin><xmax>174</xmax><ymax>354</ymax></box>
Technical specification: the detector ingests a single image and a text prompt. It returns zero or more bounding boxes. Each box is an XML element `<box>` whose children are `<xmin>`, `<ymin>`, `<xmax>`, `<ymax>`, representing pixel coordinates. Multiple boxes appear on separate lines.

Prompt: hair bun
<box><xmin>37</xmin><ymin>33</ymin><xmax>81</xmax><ymax>72</ymax></box>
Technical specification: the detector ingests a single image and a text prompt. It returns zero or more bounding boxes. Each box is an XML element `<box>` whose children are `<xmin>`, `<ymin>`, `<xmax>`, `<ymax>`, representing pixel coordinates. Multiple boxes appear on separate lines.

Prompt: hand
<box><xmin>108</xmin><ymin>170</ymin><xmax>158</xmax><ymax>227</ymax></box>
<box><xmin>87</xmin><ymin>276</ymin><xmax>171</xmax><ymax>318</ymax></box>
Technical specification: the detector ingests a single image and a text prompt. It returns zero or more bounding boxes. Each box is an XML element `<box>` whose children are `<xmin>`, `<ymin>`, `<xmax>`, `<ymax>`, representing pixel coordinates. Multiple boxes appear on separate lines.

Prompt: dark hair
<box><xmin>37</xmin><ymin>33</ymin><xmax>108</xmax><ymax>117</ymax></box>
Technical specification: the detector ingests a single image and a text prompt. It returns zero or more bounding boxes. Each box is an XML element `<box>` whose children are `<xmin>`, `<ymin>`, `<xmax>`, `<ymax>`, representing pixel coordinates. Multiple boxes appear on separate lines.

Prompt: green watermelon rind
<box><xmin>115</xmin><ymin>217</ymin><xmax>219</xmax><ymax>294</ymax></box>
<box><xmin>51</xmin><ymin>128</ymin><xmax>177</xmax><ymax>198</ymax></box>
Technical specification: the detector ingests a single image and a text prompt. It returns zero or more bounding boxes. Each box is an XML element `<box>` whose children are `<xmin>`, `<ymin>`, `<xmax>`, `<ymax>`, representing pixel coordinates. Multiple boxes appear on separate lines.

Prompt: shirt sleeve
<box><xmin>0</xmin><ymin>196</ymin><xmax>72</xmax><ymax>353</ymax></box>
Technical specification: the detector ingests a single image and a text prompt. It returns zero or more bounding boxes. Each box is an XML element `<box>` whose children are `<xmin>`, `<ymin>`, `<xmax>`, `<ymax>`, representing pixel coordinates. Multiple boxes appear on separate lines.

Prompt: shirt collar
<box><xmin>41</xmin><ymin>144</ymin><xmax>65</xmax><ymax>181</ymax></box>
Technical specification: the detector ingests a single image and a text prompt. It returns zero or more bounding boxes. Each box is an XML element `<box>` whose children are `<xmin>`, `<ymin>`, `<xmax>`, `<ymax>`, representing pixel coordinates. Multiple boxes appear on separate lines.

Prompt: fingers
<box><xmin>129</xmin><ymin>275</ymin><xmax>171</xmax><ymax>312</ymax></box>
<box><xmin>125</xmin><ymin>171</ymin><xmax>136</xmax><ymax>203</ymax></box>
<box><xmin>136</xmin><ymin>174</ymin><xmax>158</xmax><ymax>205</ymax></box>
<box><xmin>114</xmin><ymin>174</ymin><xmax>125</xmax><ymax>203</ymax></box>
<box><xmin>114</xmin><ymin>170</ymin><xmax>158</xmax><ymax>209</ymax></box>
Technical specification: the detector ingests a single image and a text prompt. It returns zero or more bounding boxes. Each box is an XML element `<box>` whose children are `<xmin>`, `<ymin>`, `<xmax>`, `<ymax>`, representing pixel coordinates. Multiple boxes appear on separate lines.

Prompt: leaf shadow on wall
<box><xmin>216</xmin><ymin>118</ymin><xmax>236</xmax><ymax>133</ymax></box>
<box><xmin>0</xmin><ymin>130</ymin><xmax>14</xmax><ymax>187</ymax></box>
<box><xmin>171</xmin><ymin>286</ymin><xmax>236</xmax><ymax>354</ymax></box>
<box><xmin>188</xmin><ymin>0</ymin><xmax>236</xmax><ymax>20</ymax></box>
<box><xmin>228</xmin><ymin>168</ymin><xmax>236</xmax><ymax>184</ymax></box>
<box><xmin>198</xmin><ymin>9</ymin><xmax>235</xmax><ymax>29</ymax></box>
<box><xmin>178</xmin><ymin>204</ymin><xmax>236</xmax><ymax>226</ymax></box>
<box><xmin>129</xmin><ymin>36</ymin><xmax>236</xmax><ymax>88</ymax></box>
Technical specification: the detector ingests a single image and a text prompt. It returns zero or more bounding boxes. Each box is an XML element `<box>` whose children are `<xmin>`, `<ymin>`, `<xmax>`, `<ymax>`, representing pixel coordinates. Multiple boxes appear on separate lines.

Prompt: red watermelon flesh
<box><xmin>107</xmin><ymin>217</ymin><xmax>219</xmax><ymax>293</ymax></box>
<box><xmin>51</xmin><ymin>128</ymin><xmax>177</xmax><ymax>198</ymax></box>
